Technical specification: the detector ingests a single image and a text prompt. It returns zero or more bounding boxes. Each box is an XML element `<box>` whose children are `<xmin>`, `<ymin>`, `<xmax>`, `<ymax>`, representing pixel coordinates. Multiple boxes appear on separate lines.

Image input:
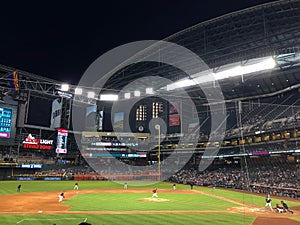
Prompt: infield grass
<box><xmin>65</xmin><ymin>192</ymin><xmax>235</xmax><ymax>211</ymax></box>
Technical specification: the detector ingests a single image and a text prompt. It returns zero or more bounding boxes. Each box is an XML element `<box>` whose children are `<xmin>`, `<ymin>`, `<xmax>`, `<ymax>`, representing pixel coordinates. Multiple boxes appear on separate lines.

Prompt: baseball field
<box><xmin>0</xmin><ymin>181</ymin><xmax>300</xmax><ymax>225</ymax></box>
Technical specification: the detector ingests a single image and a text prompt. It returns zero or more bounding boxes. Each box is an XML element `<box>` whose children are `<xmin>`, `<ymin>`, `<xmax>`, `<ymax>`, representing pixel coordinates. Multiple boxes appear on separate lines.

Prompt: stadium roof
<box><xmin>102</xmin><ymin>0</ymin><xmax>300</xmax><ymax>105</ymax></box>
<box><xmin>0</xmin><ymin>0</ymin><xmax>299</xmax><ymax>105</ymax></box>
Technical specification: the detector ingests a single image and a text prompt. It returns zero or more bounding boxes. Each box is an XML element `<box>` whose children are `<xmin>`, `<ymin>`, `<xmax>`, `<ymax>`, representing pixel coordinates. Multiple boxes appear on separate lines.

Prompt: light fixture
<box><xmin>61</xmin><ymin>84</ymin><xmax>69</xmax><ymax>92</ymax></box>
<box><xmin>214</xmin><ymin>57</ymin><xmax>276</xmax><ymax>81</ymax></box>
<box><xmin>167</xmin><ymin>79</ymin><xmax>196</xmax><ymax>91</ymax></box>
<box><xmin>134</xmin><ymin>90</ymin><xmax>141</xmax><ymax>97</ymax></box>
<box><xmin>166</xmin><ymin>56</ymin><xmax>276</xmax><ymax>90</ymax></box>
<box><xmin>100</xmin><ymin>94</ymin><xmax>118</xmax><ymax>101</ymax></box>
<box><xmin>87</xmin><ymin>91</ymin><xmax>95</xmax><ymax>98</ymax></box>
<box><xmin>124</xmin><ymin>93</ymin><xmax>131</xmax><ymax>99</ymax></box>
<box><xmin>146</xmin><ymin>87</ymin><xmax>154</xmax><ymax>94</ymax></box>
<box><xmin>74</xmin><ymin>87</ymin><xmax>83</xmax><ymax>95</ymax></box>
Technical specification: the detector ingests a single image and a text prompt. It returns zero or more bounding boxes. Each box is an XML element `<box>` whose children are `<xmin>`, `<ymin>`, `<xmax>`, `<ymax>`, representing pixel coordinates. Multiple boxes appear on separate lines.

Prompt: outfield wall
<box><xmin>74</xmin><ymin>173</ymin><xmax>160</xmax><ymax>181</ymax></box>
<box><xmin>0</xmin><ymin>167</ymin><xmax>37</xmax><ymax>180</ymax></box>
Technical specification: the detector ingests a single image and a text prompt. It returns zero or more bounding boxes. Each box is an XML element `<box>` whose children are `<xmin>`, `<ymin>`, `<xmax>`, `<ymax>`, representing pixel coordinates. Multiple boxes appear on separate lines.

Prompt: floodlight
<box><xmin>87</xmin><ymin>91</ymin><xmax>95</xmax><ymax>98</ymax></box>
<box><xmin>100</xmin><ymin>94</ymin><xmax>118</xmax><ymax>101</ymax></box>
<box><xmin>214</xmin><ymin>57</ymin><xmax>276</xmax><ymax>80</ymax></box>
<box><xmin>146</xmin><ymin>87</ymin><xmax>154</xmax><ymax>94</ymax></box>
<box><xmin>61</xmin><ymin>84</ymin><xmax>69</xmax><ymax>92</ymax></box>
<box><xmin>134</xmin><ymin>90</ymin><xmax>141</xmax><ymax>97</ymax></box>
<box><xmin>214</xmin><ymin>66</ymin><xmax>243</xmax><ymax>80</ymax></box>
<box><xmin>175</xmin><ymin>79</ymin><xmax>195</xmax><ymax>88</ymax></box>
<box><xmin>124</xmin><ymin>93</ymin><xmax>131</xmax><ymax>99</ymax></box>
<box><xmin>167</xmin><ymin>79</ymin><xmax>196</xmax><ymax>91</ymax></box>
<box><xmin>74</xmin><ymin>87</ymin><xmax>83</xmax><ymax>95</ymax></box>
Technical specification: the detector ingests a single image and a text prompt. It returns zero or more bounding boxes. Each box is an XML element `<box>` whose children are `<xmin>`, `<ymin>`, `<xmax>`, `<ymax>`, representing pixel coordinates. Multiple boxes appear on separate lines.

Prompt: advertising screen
<box><xmin>0</xmin><ymin>107</ymin><xmax>12</xmax><ymax>138</ymax></box>
<box><xmin>0</xmin><ymin>105</ymin><xmax>17</xmax><ymax>145</ymax></box>
<box><xmin>169</xmin><ymin>114</ymin><xmax>180</xmax><ymax>126</ymax></box>
<box><xmin>56</xmin><ymin>128</ymin><xmax>68</xmax><ymax>153</ymax></box>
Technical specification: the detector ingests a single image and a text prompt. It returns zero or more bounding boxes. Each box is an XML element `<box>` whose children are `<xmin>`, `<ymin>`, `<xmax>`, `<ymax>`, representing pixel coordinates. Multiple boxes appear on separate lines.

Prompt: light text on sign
<box><xmin>22</xmin><ymin>134</ymin><xmax>53</xmax><ymax>150</ymax></box>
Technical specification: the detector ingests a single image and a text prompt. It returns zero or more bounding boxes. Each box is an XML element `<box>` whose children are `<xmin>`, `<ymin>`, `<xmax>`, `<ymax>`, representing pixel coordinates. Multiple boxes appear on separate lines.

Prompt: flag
<box><xmin>8</xmin><ymin>71</ymin><xmax>19</xmax><ymax>92</ymax></box>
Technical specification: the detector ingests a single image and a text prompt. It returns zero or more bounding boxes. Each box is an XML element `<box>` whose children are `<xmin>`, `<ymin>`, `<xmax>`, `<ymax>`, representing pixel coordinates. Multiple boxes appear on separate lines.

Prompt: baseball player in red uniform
<box><xmin>275</xmin><ymin>204</ymin><xmax>284</xmax><ymax>213</ymax></box>
<box><xmin>151</xmin><ymin>188</ymin><xmax>159</xmax><ymax>198</ymax></box>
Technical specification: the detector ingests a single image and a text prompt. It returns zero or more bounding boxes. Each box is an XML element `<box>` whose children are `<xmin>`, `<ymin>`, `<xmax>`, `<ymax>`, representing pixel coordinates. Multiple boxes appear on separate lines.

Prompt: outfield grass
<box><xmin>200</xmin><ymin>186</ymin><xmax>300</xmax><ymax>208</ymax></box>
<box><xmin>0</xmin><ymin>213</ymin><xmax>256</xmax><ymax>225</ymax></box>
<box><xmin>0</xmin><ymin>180</ymin><xmax>123</xmax><ymax>195</ymax></box>
<box><xmin>0</xmin><ymin>180</ymin><xmax>191</xmax><ymax>195</ymax></box>
<box><xmin>1</xmin><ymin>180</ymin><xmax>298</xmax><ymax>225</ymax></box>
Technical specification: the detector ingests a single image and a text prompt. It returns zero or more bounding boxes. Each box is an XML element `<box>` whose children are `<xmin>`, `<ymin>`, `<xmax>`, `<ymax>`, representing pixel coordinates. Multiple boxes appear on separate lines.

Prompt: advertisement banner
<box><xmin>50</xmin><ymin>99</ymin><xmax>62</xmax><ymax>129</ymax></box>
<box><xmin>22</xmin><ymin>134</ymin><xmax>53</xmax><ymax>150</ymax></box>
<box><xmin>169</xmin><ymin>114</ymin><xmax>180</xmax><ymax>126</ymax></box>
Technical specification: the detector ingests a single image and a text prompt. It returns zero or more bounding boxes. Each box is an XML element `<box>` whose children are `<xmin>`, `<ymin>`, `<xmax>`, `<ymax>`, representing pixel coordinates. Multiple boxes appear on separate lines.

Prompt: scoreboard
<box><xmin>56</xmin><ymin>128</ymin><xmax>68</xmax><ymax>153</ymax></box>
<box><xmin>0</xmin><ymin>107</ymin><xmax>13</xmax><ymax>138</ymax></box>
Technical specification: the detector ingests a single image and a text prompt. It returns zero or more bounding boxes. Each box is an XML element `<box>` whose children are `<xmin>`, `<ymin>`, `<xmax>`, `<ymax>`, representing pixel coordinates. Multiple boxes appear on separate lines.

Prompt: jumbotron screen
<box><xmin>0</xmin><ymin>105</ymin><xmax>17</xmax><ymax>145</ymax></box>
<box><xmin>0</xmin><ymin>107</ymin><xmax>12</xmax><ymax>138</ymax></box>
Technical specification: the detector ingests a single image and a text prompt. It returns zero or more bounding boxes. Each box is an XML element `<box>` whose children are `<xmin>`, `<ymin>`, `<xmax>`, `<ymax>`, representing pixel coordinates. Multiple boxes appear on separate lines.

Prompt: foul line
<box><xmin>16</xmin><ymin>217</ymin><xmax>87</xmax><ymax>224</ymax></box>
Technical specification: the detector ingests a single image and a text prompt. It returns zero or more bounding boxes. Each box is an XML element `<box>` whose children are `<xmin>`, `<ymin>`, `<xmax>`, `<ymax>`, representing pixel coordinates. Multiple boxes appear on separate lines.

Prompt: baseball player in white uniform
<box><xmin>58</xmin><ymin>192</ymin><xmax>65</xmax><ymax>203</ymax></box>
<box><xmin>265</xmin><ymin>194</ymin><xmax>274</xmax><ymax>212</ymax></box>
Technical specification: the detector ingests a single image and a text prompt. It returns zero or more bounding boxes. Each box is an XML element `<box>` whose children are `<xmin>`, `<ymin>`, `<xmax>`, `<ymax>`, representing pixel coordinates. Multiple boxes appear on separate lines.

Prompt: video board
<box><xmin>0</xmin><ymin>105</ymin><xmax>17</xmax><ymax>145</ymax></box>
<box><xmin>56</xmin><ymin>128</ymin><xmax>68</xmax><ymax>153</ymax></box>
<box><xmin>0</xmin><ymin>107</ymin><xmax>12</xmax><ymax>138</ymax></box>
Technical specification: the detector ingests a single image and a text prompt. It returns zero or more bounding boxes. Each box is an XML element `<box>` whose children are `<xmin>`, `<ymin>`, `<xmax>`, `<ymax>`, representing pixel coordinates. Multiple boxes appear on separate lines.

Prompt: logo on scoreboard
<box><xmin>22</xmin><ymin>134</ymin><xmax>53</xmax><ymax>150</ymax></box>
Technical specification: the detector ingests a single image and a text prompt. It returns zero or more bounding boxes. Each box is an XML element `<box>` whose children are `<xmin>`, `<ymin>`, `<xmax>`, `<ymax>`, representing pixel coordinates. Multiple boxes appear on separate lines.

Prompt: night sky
<box><xmin>0</xmin><ymin>0</ymin><xmax>275</xmax><ymax>84</ymax></box>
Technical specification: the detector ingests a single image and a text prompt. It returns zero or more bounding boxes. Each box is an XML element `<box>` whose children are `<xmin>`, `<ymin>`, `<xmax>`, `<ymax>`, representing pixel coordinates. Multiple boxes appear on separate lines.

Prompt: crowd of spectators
<box><xmin>169</xmin><ymin>161</ymin><xmax>300</xmax><ymax>199</ymax></box>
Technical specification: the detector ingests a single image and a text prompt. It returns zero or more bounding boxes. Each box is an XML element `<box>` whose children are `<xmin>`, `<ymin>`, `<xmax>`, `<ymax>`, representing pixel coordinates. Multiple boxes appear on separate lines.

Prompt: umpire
<box><xmin>281</xmin><ymin>201</ymin><xmax>294</xmax><ymax>214</ymax></box>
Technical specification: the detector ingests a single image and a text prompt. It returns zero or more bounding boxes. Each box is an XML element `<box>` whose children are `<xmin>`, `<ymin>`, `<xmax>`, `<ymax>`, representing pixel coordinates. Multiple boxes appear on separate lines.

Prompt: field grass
<box><xmin>66</xmin><ymin>193</ymin><xmax>235</xmax><ymax>211</ymax></box>
<box><xmin>200</xmin><ymin>186</ymin><xmax>300</xmax><ymax>207</ymax></box>
<box><xmin>0</xmin><ymin>180</ymin><xmax>298</xmax><ymax>225</ymax></box>
<box><xmin>0</xmin><ymin>213</ymin><xmax>256</xmax><ymax>225</ymax></box>
<box><xmin>0</xmin><ymin>180</ymin><xmax>123</xmax><ymax>195</ymax></box>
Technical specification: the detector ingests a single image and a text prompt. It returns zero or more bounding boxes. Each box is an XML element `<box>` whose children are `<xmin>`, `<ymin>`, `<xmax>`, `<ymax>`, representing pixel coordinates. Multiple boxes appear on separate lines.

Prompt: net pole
<box><xmin>236</xmin><ymin>101</ymin><xmax>250</xmax><ymax>190</ymax></box>
<box><xmin>158</xmin><ymin>125</ymin><xmax>161</xmax><ymax>181</ymax></box>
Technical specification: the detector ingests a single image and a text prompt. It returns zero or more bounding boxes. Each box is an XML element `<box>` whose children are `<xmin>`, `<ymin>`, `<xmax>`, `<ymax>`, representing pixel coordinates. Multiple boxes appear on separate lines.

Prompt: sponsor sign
<box><xmin>22</xmin><ymin>134</ymin><xmax>53</xmax><ymax>150</ymax></box>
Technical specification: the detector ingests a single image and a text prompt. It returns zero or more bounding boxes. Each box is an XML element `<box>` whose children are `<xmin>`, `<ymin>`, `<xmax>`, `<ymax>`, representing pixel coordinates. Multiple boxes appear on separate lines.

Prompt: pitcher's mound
<box><xmin>139</xmin><ymin>198</ymin><xmax>170</xmax><ymax>202</ymax></box>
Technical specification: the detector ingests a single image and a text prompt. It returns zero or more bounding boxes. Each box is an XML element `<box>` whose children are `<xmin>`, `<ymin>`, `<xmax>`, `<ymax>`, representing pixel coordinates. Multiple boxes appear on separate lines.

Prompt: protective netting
<box><xmin>170</xmin><ymin>92</ymin><xmax>300</xmax><ymax>200</ymax></box>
